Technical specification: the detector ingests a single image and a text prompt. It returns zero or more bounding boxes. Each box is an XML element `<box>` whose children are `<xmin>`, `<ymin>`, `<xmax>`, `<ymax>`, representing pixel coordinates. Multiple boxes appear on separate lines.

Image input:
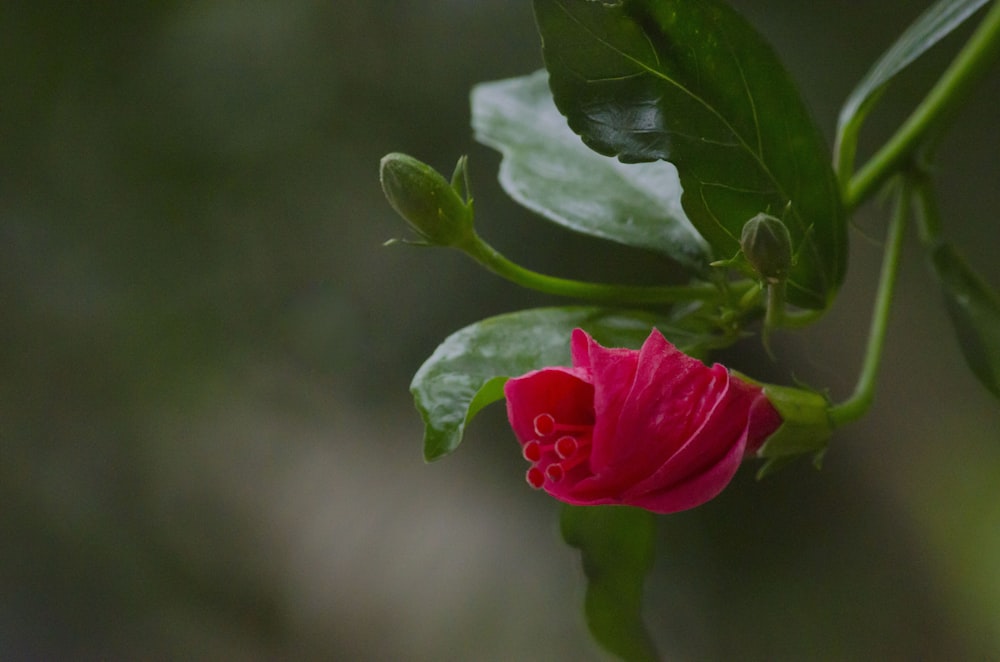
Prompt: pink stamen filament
<box><xmin>523</xmin><ymin>416</ymin><xmax>594</xmax><ymax>489</ymax></box>
<box><xmin>544</xmin><ymin>451</ymin><xmax>590</xmax><ymax>483</ymax></box>
<box><xmin>532</xmin><ymin>412</ymin><xmax>591</xmax><ymax>438</ymax></box>
<box><xmin>524</xmin><ymin>434</ymin><xmax>592</xmax><ymax>463</ymax></box>
<box><xmin>522</xmin><ymin>439</ymin><xmax>561</xmax><ymax>462</ymax></box>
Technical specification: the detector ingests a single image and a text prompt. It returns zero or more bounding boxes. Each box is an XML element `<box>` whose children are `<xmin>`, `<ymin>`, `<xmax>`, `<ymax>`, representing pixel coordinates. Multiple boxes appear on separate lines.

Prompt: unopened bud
<box><xmin>380</xmin><ymin>152</ymin><xmax>474</xmax><ymax>247</ymax></box>
<box><xmin>740</xmin><ymin>212</ymin><xmax>793</xmax><ymax>284</ymax></box>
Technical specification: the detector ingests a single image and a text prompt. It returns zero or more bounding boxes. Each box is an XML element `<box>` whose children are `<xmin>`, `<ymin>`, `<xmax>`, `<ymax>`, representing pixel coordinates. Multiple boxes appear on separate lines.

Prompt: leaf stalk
<box><xmin>846</xmin><ymin>0</ymin><xmax>1000</xmax><ymax>210</ymax></box>
<box><xmin>460</xmin><ymin>232</ymin><xmax>725</xmax><ymax>305</ymax></box>
<box><xmin>828</xmin><ymin>181</ymin><xmax>910</xmax><ymax>427</ymax></box>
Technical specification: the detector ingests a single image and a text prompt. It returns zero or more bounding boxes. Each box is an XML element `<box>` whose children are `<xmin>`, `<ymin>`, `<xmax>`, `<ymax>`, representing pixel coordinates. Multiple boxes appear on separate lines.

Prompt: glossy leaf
<box><xmin>932</xmin><ymin>242</ymin><xmax>1000</xmax><ymax>399</ymax></box>
<box><xmin>533</xmin><ymin>0</ymin><xmax>846</xmax><ymax>310</ymax></box>
<box><xmin>561</xmin><ymin>505</ymin><xmax>659</xmax><ymax>662</ymax></box>
<box><xmin>412</xmin><ymin>306</ymin><xmax>715</xmax><ymax>461</ymax></box>
<box><xmin>836</xmin><ymin>0</ymin><xmax>991</xmax><ymax>177</ymax></box>
<box><xmin>472</xmin><ymin>71</ymin><xmax>709</xmax><ymax>271</ymax></box>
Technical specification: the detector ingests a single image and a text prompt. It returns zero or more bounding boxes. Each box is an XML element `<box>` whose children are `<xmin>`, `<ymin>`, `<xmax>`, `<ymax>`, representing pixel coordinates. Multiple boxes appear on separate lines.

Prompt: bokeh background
<box><xmin>3</xmin><ymin>1</ymin><xmax>1000</xmax><ymax>659</ymax></box>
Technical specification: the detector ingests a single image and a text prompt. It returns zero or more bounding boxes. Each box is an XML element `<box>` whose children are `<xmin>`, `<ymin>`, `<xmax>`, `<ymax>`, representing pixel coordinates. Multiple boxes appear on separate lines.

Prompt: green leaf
<box><xmin>931</xmin><ymin>242</ymin><xmax>1000</xmax><ymax>399</ymax></box>
<box><xmin>533</xmin><ymin>0</ymin><xmax>846</xmax><ymax>310</ymax></box>
<box><xmin>412</xmin><ymin>306</ymin><xmax>715</xmax><ymax>461</ymax></box>
<box><xmin>836</xmin><ymin>0</ymin><xmax>991</xmax><ymax>178</ymax></box>
<box><xmin>472</xmin><ymin>71</ymin><xmax>710</xmax><ymax>271</ymax></box>
<box><xmin>561</xmin><ymin>505</ymin><xmax>659</xmax><ymax>662</ymax></box>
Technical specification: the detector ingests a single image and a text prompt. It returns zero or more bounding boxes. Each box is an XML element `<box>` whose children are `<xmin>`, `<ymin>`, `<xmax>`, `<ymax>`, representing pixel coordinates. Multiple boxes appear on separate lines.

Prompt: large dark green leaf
<box><xmin>836</xmin><ymin>0</ymin><xmax>992</xmax><ymax>178</ymax></box>
<box><xmin>412</xmin><ymin>306</ymin><xmax>715</xmax><ymax>461</ymax></box>
<box><xmin>472</xmin><ymin>70</ymin><xmax>710</xmax><ymax>271</ymax></box>
<box><xmin>932</xmin><ymin>242</ymin><xmax>1000</xmax><ymax>399</ymax></box>
<box><xmin>561</xmin><ymin>505</ymin><xmax>659</xmax><ymax>662</ymax></box>
<box><xmin>533</xmin><ymin>0</ymin><xmax>846</xmax><ymax>310</ymax></box>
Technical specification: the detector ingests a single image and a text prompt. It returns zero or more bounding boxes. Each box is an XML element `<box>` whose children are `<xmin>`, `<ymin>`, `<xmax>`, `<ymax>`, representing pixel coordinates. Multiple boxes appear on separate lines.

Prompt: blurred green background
<box><xmin>3</xmin><ymin>1</ymin><xmax>999</xmax><ymax>659</ymax></box>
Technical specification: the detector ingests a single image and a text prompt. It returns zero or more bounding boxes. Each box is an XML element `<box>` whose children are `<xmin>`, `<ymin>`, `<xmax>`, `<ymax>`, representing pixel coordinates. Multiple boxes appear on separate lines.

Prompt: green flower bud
<box><xmin>740</xmin><ymin>212</ymin><xmax>793</xmax><ymax>284</ymax></box>
<box><xmin>380</xmin><ymin>152</ymin><xmax>474</xmax><ymax>247</ymax></box>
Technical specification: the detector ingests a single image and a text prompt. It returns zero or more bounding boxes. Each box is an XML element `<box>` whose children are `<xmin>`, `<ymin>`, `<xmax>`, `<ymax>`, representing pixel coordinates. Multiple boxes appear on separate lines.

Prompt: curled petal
<box><xmin>504</xmin><ymin>366</ymin><xmax>592</xmax><ymax>444</ymax></box>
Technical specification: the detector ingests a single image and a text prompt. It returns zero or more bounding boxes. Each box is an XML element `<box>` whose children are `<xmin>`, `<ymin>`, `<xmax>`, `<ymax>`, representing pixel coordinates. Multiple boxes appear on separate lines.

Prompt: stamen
<box><xmin>545</xmin><ymin>463</ymin><xmax>564</xmax><ymax>482</ymax></box>
<box><xmin>555</xmin><ymin>435</ymin><xmax>578</xmax><ymax>459</ymax></box>
<box><xmin>543</xmin><ymin>450</ymin><xmax>592</xmax><ymax>484</ymax></box>
<box><xmin>532</xmin><ymin>412</ymin><xmax>592</xmax><ymax>438</ymax></box>
<box><xmin>523</xmin><ymin>416</ymin><xmax>594</xmax><ymax>489</ymax></box>
<box><xmin>533</xmin><ymin>413</ymin><xmax>556</xmax><ymax>437</ymax></box>
<box><xmin>526</xmin><ymin>466</ymin><xmax>545</xmax><ymax>489</ymax></box>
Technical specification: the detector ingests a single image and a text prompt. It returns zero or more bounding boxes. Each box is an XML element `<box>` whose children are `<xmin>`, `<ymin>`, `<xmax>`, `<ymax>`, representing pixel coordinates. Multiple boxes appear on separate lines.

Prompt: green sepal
<box><xmin>750</xmin><ymin>381</ymin><xmax>834</xmax><ymax>479</ymax></box>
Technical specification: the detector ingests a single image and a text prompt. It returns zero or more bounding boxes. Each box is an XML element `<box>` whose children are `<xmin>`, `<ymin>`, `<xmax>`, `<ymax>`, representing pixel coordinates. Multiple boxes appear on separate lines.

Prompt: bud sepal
<box><xmin>733</xmin><ymin>375</ymin><xmax>834</xmax><ymax>479</ymax></box>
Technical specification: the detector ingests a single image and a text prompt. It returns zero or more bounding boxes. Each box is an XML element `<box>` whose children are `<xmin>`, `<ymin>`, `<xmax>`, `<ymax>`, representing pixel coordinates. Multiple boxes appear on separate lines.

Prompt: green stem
<box><xmin>828</xmin><ymin>181</ymin><xmax>910</xmax><ymax>427</ymax></box>
<box><xmin>761</xmin><ymin>281</ymin><xmax>785</xmax><ymax>355</ymax></box>
<box><xmin>846</xmin><ymin>0</ymin><xmax>1000</xmax><ymax>211</ymax></box>
<box><xmin>764</xmin><ymin>281</ymin><xmax>785</xmax><ymax>330</ymax></box>
<box><xmin>910</xmin><ymin>168</ymin><xmax>943</xmax><ymax>246</ymax></box>
<box><xmin>461</xmin><ymin>232</ymin><xmax>725</xmax><ymax>305</ymax></box>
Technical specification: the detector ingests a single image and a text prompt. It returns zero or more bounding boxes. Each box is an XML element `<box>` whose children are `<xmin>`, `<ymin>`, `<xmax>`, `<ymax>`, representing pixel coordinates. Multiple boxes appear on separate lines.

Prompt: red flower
<box><xmin>503</xmin><ymin>328</ymin><xmax>782</xmax><ymax>514</ymax></box>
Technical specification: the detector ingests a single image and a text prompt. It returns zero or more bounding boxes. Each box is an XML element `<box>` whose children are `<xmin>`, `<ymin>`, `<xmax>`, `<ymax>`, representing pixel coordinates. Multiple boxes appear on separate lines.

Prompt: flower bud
<box><xmin>379</xmin><ymin>152</ymin><xmax>474</xmax><ymax>247</ymax></box>
<box><xmin>505</xmin><ymin>329</ymin><xmax>784</xmax><ymax>514</ymax></box>
<box><xmin>740</xmin><ymin>212</ymin><xmax>793</xmax><ymax>284</ymax></box>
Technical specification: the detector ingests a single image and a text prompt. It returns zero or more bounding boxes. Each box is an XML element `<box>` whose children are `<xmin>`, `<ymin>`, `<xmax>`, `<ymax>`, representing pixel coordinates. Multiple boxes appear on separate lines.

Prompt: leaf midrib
<box><xmin>547</xmin><ymin>0</ymin><xmax>837</xmax><ymax>301</ymax></box>
<box><xmin>550</xmin><ymin>0</ymin><xmax>791</xmax><ymax>219</ymax></box>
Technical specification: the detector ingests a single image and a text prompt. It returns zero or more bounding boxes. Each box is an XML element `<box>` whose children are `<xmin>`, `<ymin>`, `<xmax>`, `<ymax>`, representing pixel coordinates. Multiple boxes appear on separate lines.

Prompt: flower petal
<box><xmin>625</xmin><ymin>379</ymin><xmax>781</xmax><ymax>510</ymax></box>
<box><xmin>503</xmin><ymin>366</ymin><xmax>593</xmax><ymax>444</ymax></box>
<box><xmin>740</xmin><ymin>383</ymin><xmax>784</xmax><ymax>455</ymax></box>
<box><xmin>571</xmin><ymin>330</ymin><xmax>639</xmax><ymax>474</ymax></box>
<box><xmin>624</xmin><ymin>422</ymin><xmax>749</xmax><ymax>514</ymax></box>
<box><xmin>614</xmin><ymin>331</ymin><xmax>728</xmax><ymax>467</ymax></box>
